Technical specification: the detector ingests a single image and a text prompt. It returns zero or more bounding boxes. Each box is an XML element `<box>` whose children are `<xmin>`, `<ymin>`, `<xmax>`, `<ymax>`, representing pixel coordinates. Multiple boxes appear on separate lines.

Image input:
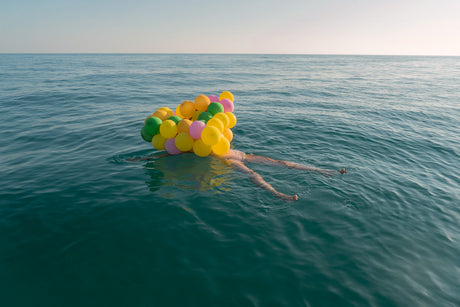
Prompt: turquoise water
<box><xmin>1</xmin><ymin>54</ymin><xmax>459</xmax><ymax>306</ymax></box>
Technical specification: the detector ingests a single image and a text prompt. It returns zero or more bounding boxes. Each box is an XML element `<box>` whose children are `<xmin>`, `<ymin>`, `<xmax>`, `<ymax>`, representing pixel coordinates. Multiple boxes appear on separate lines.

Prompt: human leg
<box><xmin>243</xmin><ymin>154</ymin><xmax>340</xmax><ymax>176</ymax></box>
<box><xmin>228</xmin><ymin>159</ymin><xmax>298</xmax><ymax>201</ymax></box>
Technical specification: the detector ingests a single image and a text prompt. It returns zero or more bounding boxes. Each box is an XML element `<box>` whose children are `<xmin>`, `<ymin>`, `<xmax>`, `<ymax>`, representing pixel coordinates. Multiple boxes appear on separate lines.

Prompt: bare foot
<box><xmin>275</xmin><ymin>192</ymin><xmax>298</xmax><ymax>201</ymax></box>
<box><xmin>283</xmin><ymin>194</ymin><xmax>298</xmax><ymax>201</ymax></box>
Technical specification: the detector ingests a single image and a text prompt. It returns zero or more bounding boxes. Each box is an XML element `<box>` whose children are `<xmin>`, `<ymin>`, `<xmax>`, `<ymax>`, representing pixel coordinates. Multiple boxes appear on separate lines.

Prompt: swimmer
<box><xmin>215</xmin><ymin>149</ymin><xmax>346</xmax><ymax>201</ymax></box>
<box><xmin>129</xmin><ymin>149</ymin><xmax>346</xmax><ymax>201</ymax></box>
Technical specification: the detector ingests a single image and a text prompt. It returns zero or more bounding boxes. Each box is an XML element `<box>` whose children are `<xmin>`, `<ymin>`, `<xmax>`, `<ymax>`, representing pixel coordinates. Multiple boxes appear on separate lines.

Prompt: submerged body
<box><xmin>129</xmin><ymin>149</ymin><xmax>345</xmax><ymax>201</ymax></box>
<box><xmin>214</xmin><ymin>149</ymin><xmax>346</xmax><ymax>201</ymax></box>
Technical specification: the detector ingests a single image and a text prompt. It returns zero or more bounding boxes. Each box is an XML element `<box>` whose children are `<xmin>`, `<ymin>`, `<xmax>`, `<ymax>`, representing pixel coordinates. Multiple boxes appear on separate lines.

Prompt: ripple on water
<box><xmin>1</xmin><ymin>54</ymin><xmax>459</xmax><ymax>306</ymax></box>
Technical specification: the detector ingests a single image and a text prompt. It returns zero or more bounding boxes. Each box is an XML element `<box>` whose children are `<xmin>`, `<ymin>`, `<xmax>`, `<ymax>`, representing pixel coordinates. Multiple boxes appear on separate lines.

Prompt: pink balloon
<box><xmin>165</xmin><ymin>138</ymin><xmax>182</xmax><ymax>155</ymax></box>
<box><xmin>208</xmin><ymin>95</ymin><xmax>219</xmax><ymax>102</ymax></box>
<box><xmin>219</xmin><ymin>99</ymin><xmax>234</xmax><ymax>113</ymax></box>
<box><xmin>189</xmin><ymin>121</ymin><xmax>206</xmax><ymax>139</ymax></box>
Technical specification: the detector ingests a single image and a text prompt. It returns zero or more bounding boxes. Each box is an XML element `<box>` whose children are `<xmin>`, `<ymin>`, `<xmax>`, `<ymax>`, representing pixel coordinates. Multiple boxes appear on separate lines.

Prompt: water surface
<box><xmin>1</xmin><ymin>54</ymin><xmax>459</xmax><ymax>306</ymax></box>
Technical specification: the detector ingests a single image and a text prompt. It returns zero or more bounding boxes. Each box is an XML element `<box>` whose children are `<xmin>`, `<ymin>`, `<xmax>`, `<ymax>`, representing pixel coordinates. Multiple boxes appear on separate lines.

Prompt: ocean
<box><xmin>0</xmin><ymin>54</ymin><xmax>459</xmax><ymax>306</ymax></box>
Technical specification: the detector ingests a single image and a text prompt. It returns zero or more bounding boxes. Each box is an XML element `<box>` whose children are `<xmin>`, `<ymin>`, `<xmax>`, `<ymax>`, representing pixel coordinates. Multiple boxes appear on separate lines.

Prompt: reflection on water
<box><xmin>144</xmin><ymin>153</ymin><xmax>235</xmax><ymax>195</ymax></box>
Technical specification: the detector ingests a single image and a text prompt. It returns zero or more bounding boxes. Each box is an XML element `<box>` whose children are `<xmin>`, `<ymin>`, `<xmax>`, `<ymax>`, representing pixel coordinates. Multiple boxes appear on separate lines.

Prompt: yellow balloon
<box><xmin>194</xmin><ymin>95</ymin><xmax>210</xmax><ymax>111</ymax></box>
<box><xmin>175</xmin><ymin>132</ymin><xmax>194</xmax><ymax>152</ymax></box>
<box><xmin>157</xmin><ymin>107</ymin><xmax>173</xmax><ymax>117</ymax></box>
<box><xmin>152</xmin><ymin>134</ymin><xmax>166</xmax><ymax>150</ymax></box>
<box><xmin>160</xmin><ymin>120</ymin><xmax>177</xmax><ymax>139</ymax></box>
<box><xmin>213</xmin><ymin>113</ymin><xmax>229</xmax><ymax>129</ymax></box>
<box><xmin>180</xmin><ymin>100</ymin><xmax>195</xmax><ymax>118</ymax></box>
<box><xmin>206</xmin><ymin>118</ymin><xmax>224</xmax><ymax>133</ymax></box>
<box><xmin>219</xmin><ymin>91</ymin><xmax>234</xmax><ymax>102</ymax></box>
<box><xmin>177</xmin><ymin>119</ymin><xmax>192</xmax><ymax>134</ymax></box>
<box><xmin>212</xmin><ymin>136</ymin><xmax>230</xmax><ymax>155</ymax></box>
<box><xmin>152</xmin><ymin>110</ymin><xmax>169</xmax><ymax>121</ymax></box>
<box><xmin>201</xmin><ymin>126</ymin><xmax>221</xmax><ymax>146</ymax></box>
<box><xmin>191</xmin><ymin>110</ymin><xmax>203</xmax><ymax>122</ymax></box>
<box><xmin>193</xmin><ymin>139</ymin><xmax>212</xmax><ymax>157</ymax></box>
<box><xmin>225</xmin><ymin>112</ymin><xmax>237</xmax><ymax>128</ymax></box>
<box><xmin>175</xmin><ymin>105</ymin><xmax>184</xmax><ymax>119</ymax></box>
<box><xmin>223</xmin><ymin>128</ymin><xmax>233</xmax><ymax>142</ymax></box>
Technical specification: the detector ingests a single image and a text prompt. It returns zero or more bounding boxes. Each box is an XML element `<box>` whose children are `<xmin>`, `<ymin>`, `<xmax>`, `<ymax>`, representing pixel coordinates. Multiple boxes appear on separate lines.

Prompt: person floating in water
<box><xmin>217</xmin><ymin>149</ymin><xmax>346</xmax><ymax>201</ymax></box>
<box><xmin>130</xmin><ymin>149</ymin><xmax>346</xmax><ymax>201</ymax></box>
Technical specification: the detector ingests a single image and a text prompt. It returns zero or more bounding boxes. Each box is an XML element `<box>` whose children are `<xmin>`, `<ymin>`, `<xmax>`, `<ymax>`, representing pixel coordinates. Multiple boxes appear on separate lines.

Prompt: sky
<box><xmin>1</xmin><ymin>0</ymin><xmax>459</xmax><ymax>55</ymax></box>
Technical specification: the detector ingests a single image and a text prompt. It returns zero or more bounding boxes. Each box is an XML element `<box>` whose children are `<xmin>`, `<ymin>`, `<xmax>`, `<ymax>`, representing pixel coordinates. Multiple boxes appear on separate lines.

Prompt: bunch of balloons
<box><xmin>141</xmin><ymin>91</ymin><xmax>237</xmax><ymax>157</ymax></box>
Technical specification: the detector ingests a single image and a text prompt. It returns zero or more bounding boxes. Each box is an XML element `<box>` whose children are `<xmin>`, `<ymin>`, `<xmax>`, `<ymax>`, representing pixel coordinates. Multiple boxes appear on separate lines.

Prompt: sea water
<box><xmin>0</xmin><ymin>54</ymin><xmax>459</xmax><ymax>306</ymax></box>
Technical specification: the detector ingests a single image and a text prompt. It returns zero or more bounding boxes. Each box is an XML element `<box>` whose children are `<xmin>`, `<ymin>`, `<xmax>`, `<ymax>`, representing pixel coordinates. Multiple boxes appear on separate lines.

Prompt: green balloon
<box><xmin>168</xmin><ymin>115</ymin><xmax>181</xmax><ymax>124</ymax></box>
<box><xmin>144</xmin><ymin>116</ymin><xmax>162</xmax><ymax>135</ymax></box>
<box><xmin>197</xmin><ymin>111</ymin><xmax>213</xmax><ymax>123</ymax></box>
<box><xmin>141</xmin><ymin>126</ymin><xmax>153</xmax><ymax>142</ymax></box>
<box><xmin>207</xmin><ymin>102</ymin><xmax>224</xmax><ymax>116</ymax></box>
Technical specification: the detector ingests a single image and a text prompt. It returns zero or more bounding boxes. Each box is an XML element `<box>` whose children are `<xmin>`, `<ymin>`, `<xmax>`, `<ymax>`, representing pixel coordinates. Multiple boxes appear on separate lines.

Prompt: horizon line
<box><xmin>1</xmin><ymin>52</ymin><xmax>459</xmax><ymax>57</ymax></box>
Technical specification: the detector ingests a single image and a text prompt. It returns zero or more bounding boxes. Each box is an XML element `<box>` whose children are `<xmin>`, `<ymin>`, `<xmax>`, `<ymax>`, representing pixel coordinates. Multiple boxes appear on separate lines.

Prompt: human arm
<box><xmin>127</xmin><ymin>153</ymin><xmax>170</xmax><ymax>161</ymax></box>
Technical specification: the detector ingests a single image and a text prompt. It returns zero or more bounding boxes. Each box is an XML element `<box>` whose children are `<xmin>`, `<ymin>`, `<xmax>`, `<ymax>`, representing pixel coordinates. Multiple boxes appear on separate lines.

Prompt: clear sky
<box><xmin>1</xmin><ymin>0</ymin><xmax>459</xmax><ymax>55</ymax></box>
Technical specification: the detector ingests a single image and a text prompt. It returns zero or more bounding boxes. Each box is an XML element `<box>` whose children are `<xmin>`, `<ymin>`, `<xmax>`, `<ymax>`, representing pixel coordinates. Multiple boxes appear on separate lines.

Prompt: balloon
<box><xmin>219</xmin><ymin>91</ymin><xmax>234</xmax><ymax>102</ymax></box>
<box><xmin>225</xmin><ymin>112</ymin><xmax>237</xmax><ymax>128</ymax></box>
<box><xmin>189</xmin><ymin>120</ymin><xmax>206</xmax><ymax>139</ymax></box>
<box><xmin>197</xmin><ymin>111</ymin><xmax>212</xmax><ymax>123</ymax></box>
<box><xmin>175</xmin><ymin>132</ymin><xmax>194</xmax><ymax>152</ymax></box>
<box><xmin>177</xmin><ymin>119</ymin><xmax>192</xmax><ymax>134</ymax></box>
<box><xmin>219</xmin><ymin>99</ymin><xmax>234</xmax><ymax>113</ymax></box>
<box><xmin>141</xmin><ymin>91</ymin><xmax>236</xmax><ymax>157</ymax></box>
<box><xmin>160</xmin><ymin>120</ymin><xmax>178</xmax><ymax>139</ymax></box>
<box><xmin>152</xmin><ymin>109</ymin><xmax>169</xmax><ymax>121</ymax></box>
<box><xmin>223</xmin><ymin>128</ymin><xmax>233</xmax><ymax>142</ymax></box>
<box><xmin>141</xmin><ymin>126</ymin><xmax>153</xmax><ymax>142</ymax></box>
<box><xmin>175</xmin><ymin>105</ymin><xmax>184</xmax><ymax>118</ymax></box>
<box><xmin>144</xmin><ymin>115</ymin><xmax>152</xmax><ymax>124</ymax></box>
<box><xmin>165</xmin><ymin>138</ymin><xmax>182</xmax><ymax>155</ymax></box>
<box><xmin>152</xmin><ymin>134</ymin><xmax>166</xmax><ymax>150</ymax></box>
<box><xmin>157</xmin><ymin>107</ymin><xmax>173</xmax><ymax>117</ymax></box>
<box><xmin>144</xmin><ymin>116</ymin><xmax>162</xmax><ymax>135</ymax></box>
<box><xmin>191</xmin><ymin>110</ymin><xmax>203</xmax><ymax>122</ymax></box>
<box><xmin>207</xmin><ymin>117</ymin><xmax>224</xmax><ymax>133</ymax></box>
<box><xmin>213</xmin><ymin>113</ymin><xmax>229</xmax><ymax>129</ymax></box>
<box><xmin>201</xmin><ymin>126</ymin><xmax>221</xmax><ymax>146</ymax></box>
<box><xmin>168</xmin><ymin>115</ymin><xmax>181</xmax><ymax>124</ymax></box>
<box><xmin>193</xmin><ymin>139</ymin><xmax>212</xmax><ymax>157</ymax></box>
<box><xmin>207</xmin><ymin>102</ymin><xmax>224</xmax><ymax>116</ymax></box>
<box><xmin>194</xmin><ymin>95</ymin><xmax>210</xmax><ymax>111</ymax></box>
<box><xmin>212</xmin><ymin>136</ymin><xmax>230</xmax><ymax>155</ymax></box>
<box><xmin>179</xmin><ymin>100</ymin><xmax>195</xmax><ymax>118</ymax></box>
<box><xmin>208</xmin><ymin>95</ymin><xmax>219</xmax><ymax>102</ymax></box>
